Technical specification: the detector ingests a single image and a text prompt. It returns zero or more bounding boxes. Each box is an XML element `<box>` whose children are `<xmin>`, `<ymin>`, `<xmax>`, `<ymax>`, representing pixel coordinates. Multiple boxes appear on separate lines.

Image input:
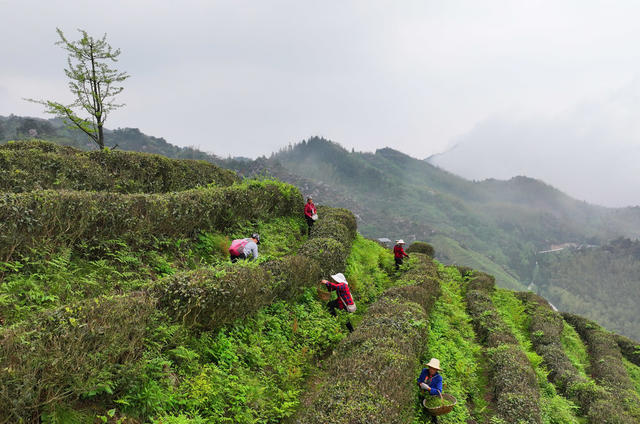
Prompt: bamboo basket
<box><xmin>317</xmin><ymin>283</ymin><xmax>331</xmax><ymax>301</ymax></box>
<box><xmin>423</xmin><ymin>391</ymin><xmax>456</xmax><ymax>416</ymax></box>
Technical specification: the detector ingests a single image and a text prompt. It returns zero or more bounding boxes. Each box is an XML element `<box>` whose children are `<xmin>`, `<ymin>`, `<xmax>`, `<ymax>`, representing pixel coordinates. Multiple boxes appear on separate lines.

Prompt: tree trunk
<box><xmin>98</xmin><ymin>124</ymin><xmax>104</xmax><ymax>149</ymax></box>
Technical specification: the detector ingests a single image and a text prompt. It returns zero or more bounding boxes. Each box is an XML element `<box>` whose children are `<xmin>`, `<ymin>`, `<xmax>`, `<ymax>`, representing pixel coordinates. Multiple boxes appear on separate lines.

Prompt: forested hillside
<box><xmin>267</xmin><ymin>138</ymin><xmax>640</xmax><ymax>283</ymax></box>
<box><xmin>1</xmin><ymin>140</ymin><xmax>639</xmax><ymax>424</ymax></box>
<box><xmin>535</xmin><ymin>238</ymin><xmax>640</xmax><ymax>340</ymax></box>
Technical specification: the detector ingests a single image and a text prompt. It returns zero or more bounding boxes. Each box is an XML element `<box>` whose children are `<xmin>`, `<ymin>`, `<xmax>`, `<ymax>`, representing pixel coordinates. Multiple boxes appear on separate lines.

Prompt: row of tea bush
<box><xmin>0</xmin><ymin>140</ymin><xmax>237</xmax><ymax>193</ymax></box>
<box><xmin>293</xmin><ymin>255</ymin><xmax>441</xmax><ymax>423</ymax></box>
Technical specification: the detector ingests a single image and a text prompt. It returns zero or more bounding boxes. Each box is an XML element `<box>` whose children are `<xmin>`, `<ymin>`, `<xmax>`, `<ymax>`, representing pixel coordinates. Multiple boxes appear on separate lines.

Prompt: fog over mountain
<box><xmin>428</xmin><ymin>79</ymin><xmax>640</xmax><ymax>208</ymax></box>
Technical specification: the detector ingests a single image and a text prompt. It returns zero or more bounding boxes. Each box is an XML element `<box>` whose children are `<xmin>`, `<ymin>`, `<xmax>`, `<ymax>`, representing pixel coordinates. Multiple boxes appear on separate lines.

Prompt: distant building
<box><xmin>377</xmin><ymin>238</ymin><xmax>392</xmax><ymax>247</ymax></box>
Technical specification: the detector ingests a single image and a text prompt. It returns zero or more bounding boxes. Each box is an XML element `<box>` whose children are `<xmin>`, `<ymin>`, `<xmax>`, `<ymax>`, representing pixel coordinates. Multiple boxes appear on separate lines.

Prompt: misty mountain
<box><xmin>262</xmin><ymin>138</ymin><xmax>640</xmax><ymax>283</ymax></box>
<box><xmin>427</xmin><ymin>83</ymin><xmax>640</xmax><ymax>208</ymax></box>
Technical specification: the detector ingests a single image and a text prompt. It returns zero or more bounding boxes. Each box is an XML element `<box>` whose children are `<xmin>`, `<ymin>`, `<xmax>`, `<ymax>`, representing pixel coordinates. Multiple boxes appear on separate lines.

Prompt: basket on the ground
<box><xmin>423</xmin><ymin>392</ymin><xmax>456</xmax><ymax>416</ymax></box>
<box><xmin>317</xmin><ymin>284</ymin><xmax>331</xmax><ymax>301</ymax></box>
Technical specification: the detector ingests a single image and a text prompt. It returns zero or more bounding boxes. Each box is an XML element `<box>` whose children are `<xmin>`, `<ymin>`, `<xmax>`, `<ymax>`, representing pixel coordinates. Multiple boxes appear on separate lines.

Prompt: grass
<box><xmin>623</xmin><ymin>358</ymin><xmax>640</xmax><ymax>395</ymax></box>
<box><xmin>344</xmin><ymin>234</ymin><xmax>394</xmax><ymax>304</ymax></box>
<box><xmin>559</xmin><ymin>321</ymin><xmax>590</xmax><ymax>378</ymax></box>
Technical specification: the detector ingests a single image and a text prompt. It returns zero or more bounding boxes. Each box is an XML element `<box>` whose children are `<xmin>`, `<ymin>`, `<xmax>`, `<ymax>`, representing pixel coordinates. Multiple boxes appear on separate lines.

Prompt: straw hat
<box><xmin>396</xmin><ymin>239</ymin><xmax>405</xmax><ymax>244</ymax></box>
<box><xmin>425</xmin><ymin>358</ymin><xmax>441</xmax><ymax>370</ymax></box>
<box><xmin>331</xmin><ymin>273</ymin><xmax>348</xmax><ymax>284</ymax></box>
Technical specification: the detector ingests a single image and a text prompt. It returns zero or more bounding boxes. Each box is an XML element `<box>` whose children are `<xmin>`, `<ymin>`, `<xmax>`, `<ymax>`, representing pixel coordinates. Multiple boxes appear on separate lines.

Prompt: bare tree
<box><xmin>29</xmin><ymin>28</ymin><xmax>129</xmax><ymax>149</ymax></box>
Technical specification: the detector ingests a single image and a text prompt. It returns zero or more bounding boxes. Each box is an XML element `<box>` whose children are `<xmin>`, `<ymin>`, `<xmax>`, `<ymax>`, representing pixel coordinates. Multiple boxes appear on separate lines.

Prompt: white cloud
<box><xmin>429</xmin><ymin>79</ymin><xmax>640</xmax><ymax>207</ymax></box>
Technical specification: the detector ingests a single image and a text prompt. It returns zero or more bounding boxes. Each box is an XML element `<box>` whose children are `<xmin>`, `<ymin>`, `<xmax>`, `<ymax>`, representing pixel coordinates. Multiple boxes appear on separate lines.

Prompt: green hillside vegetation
<box><xmin>2</xmin><ymin>140</ymin><xmax>640</xmax><ymax>424</ymax></box>
<box><xmin>5</xmin><ymin>116</ymin><xmax>640</xmax><ymax>343</ymax></box>
<box><xmin>535</xmin><ymin>238</ymin><xmax>640</xmax><ymax>340</ymax></box>
<box><xmin>268</xmin><ymin>137</ymin><xmax>640</xmax><ymax>285</ymax></box>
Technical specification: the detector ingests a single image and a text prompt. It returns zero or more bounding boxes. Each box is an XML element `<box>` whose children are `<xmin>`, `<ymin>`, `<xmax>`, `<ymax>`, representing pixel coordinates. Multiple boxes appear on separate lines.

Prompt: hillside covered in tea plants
<box><xmin>1</xmin><ymin>140</ymin><xmax>639</xmax><ymax>424</ymax></box>
<box><xmin>5</xmin><ymin>115</ymin><xmax>640</xmax><ymax>343</ymax></box>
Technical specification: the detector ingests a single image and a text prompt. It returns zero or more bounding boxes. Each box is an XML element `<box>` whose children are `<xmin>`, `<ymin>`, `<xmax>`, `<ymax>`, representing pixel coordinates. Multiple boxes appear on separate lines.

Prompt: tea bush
<box><xmin>316</xmin><ymin>206</ymin><xmax>357</xmax><ymax>240</ymax></box>
<box><xmin>406</xmin><ymin>241</ymin><xmax>435</xmax><ymax>257</ymax></box>
<box><xmin>0</xmin><ymin>140</ymin><xmax>237</xmax><ymax>193</ymax></box>
<box><xmin>298</xmin><ymin>237</ymin><xmax>347</xmax><ymax>276</ymax></box>
<box><xmin>0</xmin><ymin>292</ymin><xmax>156</xmax><ymax>422</ymax></box>
<box><xmin>133</xmin><ymin>237</ymin><xmax>390</xmax><ymax>423</ymax></box>
<box><xmin>156</xmin><ymin>255</ymin><xmax>322</xmax><ymax>331</ymax></box>
<box><xmin>615</xmin><ymin>334</ymin><xmax>640</xmax><ymax>367</ymax></box>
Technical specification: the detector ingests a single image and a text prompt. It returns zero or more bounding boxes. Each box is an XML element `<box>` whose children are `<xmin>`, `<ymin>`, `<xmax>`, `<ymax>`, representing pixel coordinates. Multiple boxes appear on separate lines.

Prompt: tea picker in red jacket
<box><xmin>322</xmin><ymin>273</ymin><xmax>356</xmax><ymax>333</ymax></box>
<box><xmin>304</xmin><ymin>196</ymin><xmax>317</xmax><ymax>236</ymax></box>
<box><xmin>394</xmin><ymin>239</ymin><xmax>409</xmax><ymax>270</ymax></box>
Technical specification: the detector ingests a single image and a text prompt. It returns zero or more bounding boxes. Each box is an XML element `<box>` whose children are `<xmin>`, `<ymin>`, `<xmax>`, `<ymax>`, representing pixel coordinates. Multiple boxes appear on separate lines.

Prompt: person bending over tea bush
<box><xmin>417</xmin><ymin>358</ymin><xmax>444</xmax><ymax>423</ymax></box>
<box><xmin>322</xmin><ymin>272</ymin><xmax>356</xmax><ymax>332</ymax></box>
<box><xmin>229</xmin><ymin>233</ymin><xmax>260</xmax><ymax>262</ymax></box>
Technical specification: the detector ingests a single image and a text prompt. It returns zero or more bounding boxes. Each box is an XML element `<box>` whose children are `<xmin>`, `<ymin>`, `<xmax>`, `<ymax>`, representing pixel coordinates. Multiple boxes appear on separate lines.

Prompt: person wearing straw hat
<box><xmin>393</xmin><ymin>239</ymin><xmax>410</xmax><ymax>270</ymax></box>
<box><xmin>417</xmin><ymin>358</ymin><xmax>444</xmax><ymax>423</ymax></box>
<box><xmin>322</xmin><ymin>273</ymin><xmax>355</xmax><ymax>333</ymax></box>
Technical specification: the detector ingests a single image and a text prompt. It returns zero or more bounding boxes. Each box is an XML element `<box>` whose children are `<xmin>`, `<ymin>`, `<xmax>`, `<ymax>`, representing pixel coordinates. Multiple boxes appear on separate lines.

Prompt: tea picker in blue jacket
<box><xmin>417</xmin><ymin>358</ymin><xmax>444</xmax><ymax>423</ymax></box>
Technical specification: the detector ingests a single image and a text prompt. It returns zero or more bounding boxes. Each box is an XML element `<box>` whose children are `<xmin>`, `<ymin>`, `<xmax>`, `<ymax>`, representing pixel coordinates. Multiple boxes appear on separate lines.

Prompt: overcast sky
<box><xmin>2</xmin><ymin>1</ymin><xmax>640</xmax><ymax>205</ymax></box>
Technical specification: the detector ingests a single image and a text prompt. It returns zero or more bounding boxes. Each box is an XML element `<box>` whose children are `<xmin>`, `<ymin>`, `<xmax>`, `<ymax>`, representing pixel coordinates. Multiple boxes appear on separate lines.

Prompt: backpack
<box><xmin>229</xmin><ymin>238</ymin><xmax>249</xmax><ymax>256</ymax></box>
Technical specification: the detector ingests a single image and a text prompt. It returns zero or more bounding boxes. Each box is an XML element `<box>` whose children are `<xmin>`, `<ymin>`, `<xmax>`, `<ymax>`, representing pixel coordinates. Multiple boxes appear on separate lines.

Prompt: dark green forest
<box><xmin>536</xmin><ymin>238</ymin><xmax>640</xmax><ymax>339</ymax></box>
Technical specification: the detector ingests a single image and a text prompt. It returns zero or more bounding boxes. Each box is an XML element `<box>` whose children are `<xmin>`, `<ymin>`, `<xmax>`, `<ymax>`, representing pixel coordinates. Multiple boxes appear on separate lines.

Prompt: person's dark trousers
<box><xmin>230</xmin><ymin>252</ymin><xmax>246</xmax><ymax>263</ymax></box>
<box><xmin>395</xmin><ymin>257</ymin><xmax>403</xmax><ymax>270</ymax></box>
<box><xmin>305</xmin><ymin>216</ymin><xmax>314</xmax><ymax>236</ymax></box>
<box><xmin>326</xmin><ymin>299</ymin><xmax>354</xmax><ymax>333</ymax></box>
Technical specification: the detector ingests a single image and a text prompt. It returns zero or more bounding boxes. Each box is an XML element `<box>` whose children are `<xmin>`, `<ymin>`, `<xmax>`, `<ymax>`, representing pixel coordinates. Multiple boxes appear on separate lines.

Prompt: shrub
<box><xmin>316</xmin><ymin>206</ymin><xmax>357</xmax><ymax>240</ymax></box>
<box><xmin>298</xmin><ymin>237</ymin><xmax>348</xmax><ymax>276</ymax></box>
<box><xmin>615</xmin><ymin>334</ymin><xmax>640</xmax><ymax>367</ymax></box>
<box><xmin>455</xmin><ymin>265</ymin><xmax>474</xmax><ymax>278</ymax></box>
<box><xmin>293</xmin><ymin>256</ymin><xmax>441</xmax><ymax>424</ymax></box>
<box><xmin>467</xmin><ymin>271</ymin><xmax>495</xmax><ymax>293</ymax></box>
<box><xmin>0</xmin><ymin>140</ymin><xmax>238</xmax><ymax>193</ymax></box>
<box><xmin>310</xmin><ymin>220</ymin><xmax>352</xmax><ymax>251</ymax></box>
<box><xmin>406</xmin><ymin>241</ymin><xmax>435</xmax><ymax>257</ymax></box>
<box><xmin>156</xmin><ymin>254</ymin><xmax>321</xmax><ymax>331</ymax></box>
<box><xmin>0</xmin><ymin>180</ymin><xmax>303</xmax><ymax>260</ymax></box>
<box><xmin>0</xmin><ymin>292</ymin><xmax>156</xmax><ymax>422</ymax></box>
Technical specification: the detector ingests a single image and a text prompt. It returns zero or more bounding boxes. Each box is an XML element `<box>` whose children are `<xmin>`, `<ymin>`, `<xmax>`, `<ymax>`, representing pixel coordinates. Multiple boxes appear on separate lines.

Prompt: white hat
<box><xmin>425</xmin><ymin>358</ymin><xmax>441</xmax><ymax>370</ymax></box>
<box><xmin>396</xmin><ymin>239</ymin><xmax>405</xmax><ymax>244</ymax></box>
<box><xmin>331</xmin><ymin>273</ymin><xmax>348</xmax><ymax>284</ymax></box>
